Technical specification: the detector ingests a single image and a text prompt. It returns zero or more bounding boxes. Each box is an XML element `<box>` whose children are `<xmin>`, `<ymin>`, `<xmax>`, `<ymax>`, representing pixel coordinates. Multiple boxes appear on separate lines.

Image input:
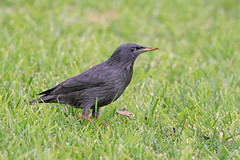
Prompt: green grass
<box><xmin>1</xmin><ymin>0</ymin><xmax>240</xmax><ymax>159</ymax></box>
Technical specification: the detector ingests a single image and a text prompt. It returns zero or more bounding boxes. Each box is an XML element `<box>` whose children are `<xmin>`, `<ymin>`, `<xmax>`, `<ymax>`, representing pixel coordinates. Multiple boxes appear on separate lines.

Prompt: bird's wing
<box><xmin>38</xmin><ymin>73</ymin><xmax>105</xmax><ymax>95</ymax></box>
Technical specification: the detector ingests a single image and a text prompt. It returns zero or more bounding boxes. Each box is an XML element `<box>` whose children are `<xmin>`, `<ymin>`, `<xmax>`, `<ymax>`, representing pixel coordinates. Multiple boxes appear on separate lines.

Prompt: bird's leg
<box><xmin>82</xmin><ymin>107</ymin><xmax>93</xmax><ymax>124</ymax></box>
<box><xmin>92</xmin><ymin>107</ymin><xmax>100</xmax><ymax>119</ymax></box>
<box><xmin>82</xmin><ymin>114</ymin><xmax>93</xmax><ymax>124</ymax></box>
<box><xmin>92</xmin><ymin>108</ymin><xmax>108</xmax><ymax>127</ymax></box>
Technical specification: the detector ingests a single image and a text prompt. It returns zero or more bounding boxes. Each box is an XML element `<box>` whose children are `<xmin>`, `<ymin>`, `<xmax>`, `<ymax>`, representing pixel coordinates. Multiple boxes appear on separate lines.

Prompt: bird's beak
<box><xmin>140</xmin><ymin>47</ymin><xmax>159</xmax><ymax>53</ymax></box>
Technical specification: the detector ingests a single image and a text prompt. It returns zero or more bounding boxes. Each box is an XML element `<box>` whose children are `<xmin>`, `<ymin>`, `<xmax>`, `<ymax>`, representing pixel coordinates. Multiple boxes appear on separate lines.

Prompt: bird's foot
<box><xmin>94</xmin><ymin>121</ymin><xmax>109</xmax><ymax>131</ymax></box>
<box><xmin>100</xmin><ymin>121</ymin><xmax>108</xmax><ymax>127</ymax></box>
<box><xmin>82</xmin><ymin>115</ymin><xmax>93</xmax><ymax>124</ymax></box>
<box><xmin>81</xmin><ymin>115</ymin><xmax>108</xmax><ymax>128</ymax></box>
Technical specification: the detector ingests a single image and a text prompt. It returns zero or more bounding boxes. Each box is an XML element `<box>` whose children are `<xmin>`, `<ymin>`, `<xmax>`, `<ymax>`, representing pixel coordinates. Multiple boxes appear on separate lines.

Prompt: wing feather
<box><xmin>39</xmin><ymin>72</ymin><xmax>105</xmax><ymax>95</ymax></box>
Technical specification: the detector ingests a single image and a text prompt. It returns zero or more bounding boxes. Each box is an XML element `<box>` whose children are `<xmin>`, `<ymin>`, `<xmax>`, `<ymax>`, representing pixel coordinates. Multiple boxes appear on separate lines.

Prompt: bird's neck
<box><xmin>106</xmin><ymin>58</ymin><xmax>135</xmax><ymax>71</ymax></box>
<box><xmin>107</xmin><ymin>55</ymin><xmax>137</xmax><ymax>68</ymax></box>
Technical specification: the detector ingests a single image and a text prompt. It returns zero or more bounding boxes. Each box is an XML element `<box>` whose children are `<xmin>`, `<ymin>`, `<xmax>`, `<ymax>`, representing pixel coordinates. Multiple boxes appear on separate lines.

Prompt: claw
<box><xmin>82</xmin><ymin>114</ymin><xmax>108</xmax><ymax>128</ymax></box>
<box><xmin>82</xmin><ymin>115</ymin><xmax>93</xmax><ymax>124</ymax></box>
<box><xmin>101</xmin><ymin>121</ymin><xmax>108</xmax><ymax>127</ymax></box>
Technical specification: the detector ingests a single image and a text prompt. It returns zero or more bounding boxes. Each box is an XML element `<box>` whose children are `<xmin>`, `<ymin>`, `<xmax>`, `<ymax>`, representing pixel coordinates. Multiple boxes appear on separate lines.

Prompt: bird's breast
<box><xmin>92</xmin><ymin>64</ymin><xmax>134</xmax><ymax>107</ymax></box>
<box><xmin>111</xmin><ymin>65</ymin><xmax>133</xmax><ymax>94</ymax></box>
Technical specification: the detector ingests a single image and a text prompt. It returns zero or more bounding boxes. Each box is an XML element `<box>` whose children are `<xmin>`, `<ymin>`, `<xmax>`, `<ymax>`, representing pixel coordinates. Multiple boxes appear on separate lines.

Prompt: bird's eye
<box><xmin>131</xmin><ymin>48</ymin><xmax>136</xmax><ymax>52</ymax></box>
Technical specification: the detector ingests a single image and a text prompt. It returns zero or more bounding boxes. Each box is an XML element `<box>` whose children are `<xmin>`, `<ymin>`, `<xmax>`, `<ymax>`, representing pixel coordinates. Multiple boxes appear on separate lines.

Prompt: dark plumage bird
<box><xmin>29</xmin><ymin>43</ymin><xmax>159</xmax><ymax>123</ymax></box>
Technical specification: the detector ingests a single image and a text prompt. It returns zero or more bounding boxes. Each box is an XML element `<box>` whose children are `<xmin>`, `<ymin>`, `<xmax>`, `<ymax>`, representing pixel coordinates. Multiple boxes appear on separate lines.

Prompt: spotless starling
<box><xmin>29</xmin><ymin>44</ymin><xmax>159</xmax><ymax>123</ymax></box>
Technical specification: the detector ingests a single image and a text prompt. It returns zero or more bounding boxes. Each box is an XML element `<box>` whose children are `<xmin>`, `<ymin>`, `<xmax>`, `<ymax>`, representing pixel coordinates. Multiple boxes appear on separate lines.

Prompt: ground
<box><xmin>0</xmin><ymin>0</ymin><xmax>240</xmax><ymax>159</ymax></box>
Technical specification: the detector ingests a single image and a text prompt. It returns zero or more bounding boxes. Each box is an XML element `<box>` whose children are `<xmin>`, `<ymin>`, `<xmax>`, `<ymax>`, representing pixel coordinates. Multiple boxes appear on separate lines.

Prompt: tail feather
<box><xmin>38</xmin><ymin>86</ymin><xmax>57</xmax><ymax>95</ymax></box>
<box><xmin>29</xmin><ymin>95</ymin><xmax>57</xmax><ymax>105</ymax></box>
<box><xmin>29</xmin><ymin>99</ymin><xmax>38</xmax><ymax>105</ymax></box>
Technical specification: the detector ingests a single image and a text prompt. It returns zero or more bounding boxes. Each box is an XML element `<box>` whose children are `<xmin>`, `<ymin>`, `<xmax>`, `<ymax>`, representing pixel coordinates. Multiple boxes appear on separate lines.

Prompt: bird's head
<box><xmin>108</xmin><ymin>43</ymin><xmax>159</xmax><ymax>65</ymax></box>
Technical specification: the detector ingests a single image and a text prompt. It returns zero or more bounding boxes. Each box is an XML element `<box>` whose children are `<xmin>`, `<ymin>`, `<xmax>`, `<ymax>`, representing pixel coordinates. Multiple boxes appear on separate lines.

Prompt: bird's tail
<box><xmin>29</xmin><ymin>95</ymin><xmax>56</xmax><ymax>105</ymax></box>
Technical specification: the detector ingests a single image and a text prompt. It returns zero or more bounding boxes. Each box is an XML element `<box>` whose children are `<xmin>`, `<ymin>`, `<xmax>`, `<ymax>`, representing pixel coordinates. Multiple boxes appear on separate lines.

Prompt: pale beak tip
<box><xmin>145</xmin><ymin>47</ymin><xmax>159</xmax><ymax>52</ymax></box>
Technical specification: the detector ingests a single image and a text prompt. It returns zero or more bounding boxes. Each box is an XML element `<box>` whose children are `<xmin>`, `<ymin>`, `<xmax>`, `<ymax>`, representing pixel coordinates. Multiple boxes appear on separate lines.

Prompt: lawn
<box><xmin>0</xmin><ymin>0</ymin><xmax>240</xmax><ymax>159</ymax></box>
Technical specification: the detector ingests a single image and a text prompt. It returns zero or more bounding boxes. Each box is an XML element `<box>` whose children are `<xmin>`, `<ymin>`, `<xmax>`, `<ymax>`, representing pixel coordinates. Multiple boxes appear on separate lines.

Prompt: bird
<box><xmin>29</xmin><ymin>43</ymin><xmax>159</xmax><ymax>123</ymax></box>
